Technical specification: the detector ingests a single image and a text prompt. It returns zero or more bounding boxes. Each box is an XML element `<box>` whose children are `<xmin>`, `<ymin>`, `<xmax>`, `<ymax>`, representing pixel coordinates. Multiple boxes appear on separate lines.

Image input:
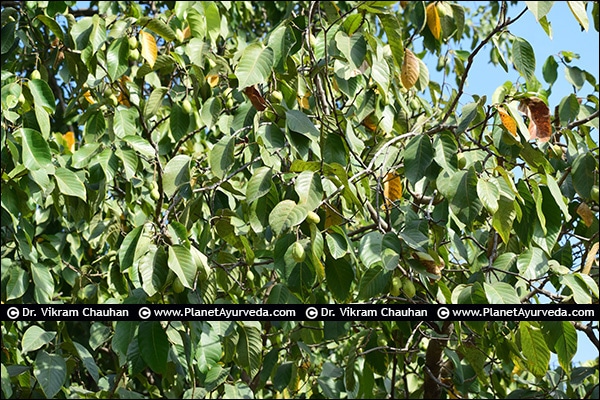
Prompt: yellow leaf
<box><xmin>83</xmin><ymin>90</ymin><xmax>95</xmax><ymax>104</ymax></box>
<box><xmin>401</xmin><ymin>48</ymin><xmax>420</xmax><ymax>89</ymax></box>
<box><xmin>577</xmin><ymin>202</ymin><xmax>594</xmax><ymax>228</ymax></box>
<box><xmin>206</xmin><ymin>74</ymin><xmax>220</xmax><ymax>88</ymax></box>
<box><xmin>582</xmin><ymin>242</ymin><xmax>598</xmax><ymax>275</ymax></box>
<box><xmin>383</xmin><ymin>172</ymin><xmax>402</xmax><ymax>209</ymax></box>
<box><xmin>63</xmin><ymin>131</ymin><xmax>75</xmax><ymax>153</ymax></box>
<box><xmin>297</xmin><ymin>92</ymin><xmax>310</xmax><ymax>109</ymax></box>
<box><xmin>182</xmin><ymin>25</ymin><xmax>191</xmax><ymax>40</ymax></box>
<box><xmin>426</xmin><ymin>3</ymin><xmax>441</xmax><ymax>40</ymax></box>
<box><xmin>324</xmin><ymin>202</ymin><xmax>343</xmax><ymax>229</ymax></box>
<box><xmin>139</xmin><ymin>30</ymin><xmax>157</xmax><ymax>68</ymax></box>
<box><xmin>497</xmin><ymin>106</ymin><xmax>517</xmax><ymax>136</ymax></box>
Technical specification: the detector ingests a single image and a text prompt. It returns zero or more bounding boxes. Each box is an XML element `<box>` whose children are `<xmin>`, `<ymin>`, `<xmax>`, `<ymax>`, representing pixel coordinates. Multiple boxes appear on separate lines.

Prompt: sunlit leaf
<box><xmin>139</xmin><ymin>30</ymin><xmax>157</xmax><ymax>68</ymax></box>
<box><xmin>426</xmin><ymin>3</ymin><xmax>441</xmax><ymax>39</ymax></box>
<box><xmin>401</xmin><ymin>48</ymin><xmax>419</xmax><ymax>89</ymax></box>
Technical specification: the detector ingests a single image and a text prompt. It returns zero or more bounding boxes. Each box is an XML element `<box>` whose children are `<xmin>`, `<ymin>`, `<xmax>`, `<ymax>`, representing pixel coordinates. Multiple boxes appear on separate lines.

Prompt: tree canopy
<box><xmin>1</xmin><ymin>1</ymin><xmax>599</xmax><ymax>399</ymax></box>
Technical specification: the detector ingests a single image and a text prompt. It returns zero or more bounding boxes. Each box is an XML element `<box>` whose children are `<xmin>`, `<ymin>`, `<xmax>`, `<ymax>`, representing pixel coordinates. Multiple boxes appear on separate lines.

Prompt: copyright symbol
<box><xmin>7</xmin><ymin>307</ymin><xmax>20</xmax><ymax>319</ymax></box>
<box><xmin>437</xmin><ymin>307</ymin><xmax>450</xmax><ymax>320</ymax></box>
<box><xmin>139</xmin><ymin>307</ymin><xmax>151</xmax><ymax>320</ymax></box>
<box><xmin>305</xmin><ymin>307</ymin><xmax>318</xmax><ymax>320</ymax></box>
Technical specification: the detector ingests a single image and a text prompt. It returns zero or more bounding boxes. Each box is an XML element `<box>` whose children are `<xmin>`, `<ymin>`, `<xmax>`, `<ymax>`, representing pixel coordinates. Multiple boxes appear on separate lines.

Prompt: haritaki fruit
<box><xmin>292</xmin><ymin>241</ymin><xmax>306</xmax><ymax>263</ymax></box>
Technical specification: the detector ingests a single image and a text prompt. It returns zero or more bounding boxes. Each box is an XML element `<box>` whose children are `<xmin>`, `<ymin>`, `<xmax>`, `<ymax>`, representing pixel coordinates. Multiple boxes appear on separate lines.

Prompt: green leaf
<box><xmin>404</xmin><ymin>134</ymin><xmax>433</xmax><ymax>185</ymax></box>
<box><xmin>544</xmin><ymin>173</ymin><xmax>571</xmax><ymax>222</ymax></box>
<box><xmin>196</xmin><ymin>326</ymin><xmax>222</xmax><ymax>374</ymax></box>
<box><xmin>21</xmin><ymin>128</ymin><xmax>52</xmax><ymax>172</ymax></box>
<box><xmin>144</xmin><ymin>87</ymin><xmax>167</xmax><ymax>118</ymax></box>
<box><xmin>21</xmin><ymin>326</ymin><xmax>56</xmax><ymax>353</ymax></box>
<box><xmin>326</xmin><ymin>231</ymin><xmax>348</xmax><ymax>259</ymax></box>
<box><xmin>209</xmin><ymin>135</ymin><xmax>235</xmax><ymax>179</ymax></box>
<box><xmin>519</xmin><ymin>321</ymin><xmax>550</xmax><ymax>378</ymax></box>
<box><xmin>558</xmin><ymin>93</ymin><xmax>580</xmax><ymax>125</ymax></box>
<box><xmin>359</xmin><ymin>231</ymin><xmax>383</xmax><ymax>268</ymax></box>
<box><xmin>565</xmin><ymin>66</ymin><xmax>585</xmax><ymax>89</ymax></box>
<box><xmin>571</xmin><ymin>153</ymin><xmax>597</xmax><ymax>200</ymax></box>
<box><xmin>483</xmin><ymin>282</ymin><xmax>520</xmax><ymax>304</ymax></box>
<box><xmin>235</xmin><ymin>43</ymin><xmax>273</xmax><ymax>89</ymax></box>
<box><xmin>541</xmin><ymin>321</ymin><xmax>577</xmax><ymax>371</ymax></box>
<box><xmin>35</xmin><ymin>15</ymin><xmax>64</xmax><ymax>40</ymax></box>
<box><xmin>29</xmin><ymin>79</ymin><xmax>56</xmax><ymax>113</ymax></box>
<box><xmin>357</xmin><ymin>265</ymin><xmax>390</xmax><ymax>300</ymax></box>
<box><xmin>54</xmin><ymin>168</ymin><xmax>87</xmax><ymax>201</ymax></box>
<box><xmin>113</xmin><ymin>107</ymin><xmax>137</xmax><ymax>138</ymax></box>
<box><xmin>138</xmin><ymin>321</ymin><xmax>169</xmax><ymax>374</ymax></box>
<box><xmin>517</xmin><ymin>247</ymin><xmax>548</xmax><ymax>280</ymax></box>
<box><xmin>542</xmin><ymin>55</ymin><xmax>558</xmax><ymax>84</ymax></box>
<box><xmin>89</xmin><ymin>15</ymin><xmax>107</xmax><ymax>53</ymax></box>
<box><xmin>477</xmin><ymin>179</ymin><xmax>500</xmax><ymax>214</ymax></box>
<box><xmin>560</xmin><ymin>274</ymin><xmax>591</xmax><ymax>304</ymax></box>
<box><xmin>170</xmin><ymin>104</ymin><xmax>190</xmax><ymax>141</ymax></box>
<box><xmin>1</xmin><ymin>363</ymin><xmax>12</xmax><ymax>399</ymax></box>
<box><xmin>119</xmin><ymin>225</ymin><xmax>144</xmax><ymax>272</ymax></box>
<box><xmin>34</xmin><ymin>351</ymin><xmax>67</xmax><ymax>399</ymax></box>
<box><xmin>236</xmin><ymin>324</ymin><xmax>262</xmax><ymax>375</ymax></box>
<box><xmin>286</xmin><ymin>110</ymin><xmax>320</xmax><ymax>141</ymax></box>
<box><xmin>492</xmin><ymin>196</ymin><xmax>516</xmax><ymax>244</ymax></box>
<box><xmin>204</xmin><ymin>365</ymin><xmax>229</xmax><ymax>392</ymax></box>
<box><xmin>378</xmin><ymin>14</ymin><xmax>403</xmax><ymax>67</ymax></box>
<box><xmin>269</xmin><ymin>200</ymin><xmax>308</xmax><ymax>235</ymax></box>
<box><xmin>107</xmin><ymin>37</ymin><xmax>129</xmax><ymax>80</ymax></box>
<box><xmin>111</xmin><ymin>321</ymin><xmax>136</xmax><ymax>366</ymax></box>
<box><xmin>246</xmin><ymin>167</ymin><xmax>272</xmax><ymax>203</ymax></box>
<box><xmin>335</xmin><ymin>31</ymin><xmax>366</xmax><ymax>69</ymax></box>
<box><xmin>123</xmin><ymin>135</ymin><xmax>155</xmax><ymax>159</ymax></box>
<box><xmin>568</xmin><ymin>1</ymin><xmax>589</xmax><ymax>31</ymax></box>
<box><xmin>6</xmin><ymin>267</ymin><xmax>29</xmax><ymax>300</ymax></box>
<box><xmin>31</xmin><ymin>264</ymin><xmax>54</xmax><ymax>303</ymax></box>
<box><xmin>168</xmin><ymin>245</ymin><xmax>198</xmax><ymax>288</ymax></box>
<box><xmin>525</xmin><ymin>1</ymin><xmax>554</xmax><ymax>21</ymax></box>
<box><xmin>139</xmin><ymin>17</ymin><xmax>177</xmax><ymax>41</ymax></box>
<box><xmin>163</xmin><ymin>154</ymin><xmax>191</xmax><ymax>198</ymax></box>
<box><xmin>203</xmin><ymin>1</ymin><xmax>221</xmax><ymax>42</ymax></box>
<box><xmin>73</xmin><ymin>342</ymin><xmax>100</xmax><ymax>383</ymax></box>
<box><xmin>186</xmin><ymin>9</ymin><xmax>205</xmax><ymax>39</ymax></box>
<box><xmin>433</xmin><ymin>131</ymin><xmax>458</xmax><ymax>171</ymax></box>
<box><xmin>324</xmin><ymin>256</ymin><xmax>354</xmax><ymax>301</ymax></box>
<box><xmin>295</xmin><ymin>170</ymin><xmax>323</xmax><ymax>210</ymax></box>
<box><xmin>457</xmin><ymin>101</ymin><xmax>480</xmax><ymax>133</ymax></box>
<box><xmin>267</xmin><ymin>24</ymin><xmax>295</xmax><ymax>71</ymax></box>
<box><xmin>512</xmin><ymin>37</ymin><xmax>536</xmax><ymax>82</ymax></box>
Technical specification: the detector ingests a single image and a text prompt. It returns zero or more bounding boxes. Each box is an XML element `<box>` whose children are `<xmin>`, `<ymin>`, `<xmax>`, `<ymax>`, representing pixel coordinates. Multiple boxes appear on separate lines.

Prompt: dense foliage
<box><xmin>1</xmin><ymin>1</ymin><xmax>599</xmax><ymax>398</ymax></box>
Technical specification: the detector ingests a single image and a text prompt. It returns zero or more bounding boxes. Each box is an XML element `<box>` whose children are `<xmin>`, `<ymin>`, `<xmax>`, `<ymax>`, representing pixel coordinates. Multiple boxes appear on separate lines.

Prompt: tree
<box><xmin>1</xmin><ymin>1</ymin><xmax>599</xmax><ymax>398</ymax></box>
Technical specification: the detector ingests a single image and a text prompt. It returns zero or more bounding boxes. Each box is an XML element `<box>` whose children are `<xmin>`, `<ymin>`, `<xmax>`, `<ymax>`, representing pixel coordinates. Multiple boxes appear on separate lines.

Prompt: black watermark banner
<box><xmin>1</xmin><ymin>304</ymin><xmax>596</xmax><ymax>322</ymax></box>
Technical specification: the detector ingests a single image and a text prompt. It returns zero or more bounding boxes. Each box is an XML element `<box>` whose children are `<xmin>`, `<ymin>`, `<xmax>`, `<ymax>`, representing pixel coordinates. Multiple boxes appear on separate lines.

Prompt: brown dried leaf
<box><xmin>362</xmin><ymin>113</ymin><xmax>378</xmax><ymax>132</ymax></box>
<box><xmin>519</xmin><ymin>97</ymin><xmax>552</xmax><ymax>142</ymax></box>
<box><xmin>582</xmin><ymin>242</ymin><xmax>598</xmax><ymax>275</ymax></box>
<box><xmin>401</xmin><ymin>48</ymin><xmax>420</xmax><ymax>89</ymax></box>
<box><xmin>139</xmin><ymin>30</ymin><xmax>157</xmax><ymax>68</ymax></box>
<box><xmin>243</xmin><ymin>85</ymin><xmax>268</xmax><ymax>111</ymax></box>
<box><xmin>497</xmin><ymin>106</ymin><xmax>517</xmax><ymax>136</ymax></box>
<box><xmin>383</xmin><ymin>172</ymin><xmax>402</xmax><ymax>209</ymax></box>
<box><xmin>577</xmin><ymin>202</ymin><xmax>595</xmax><ymax>227</ymax></box>
<box><xmin>426</xmin><ymin>3</ymin><xmax>441</xmax><ymax>40</ymax></box>
<box><xmin>297</xmin><ymin>92</ymin><xmax>310</xmax><ymax>109</ymax></box>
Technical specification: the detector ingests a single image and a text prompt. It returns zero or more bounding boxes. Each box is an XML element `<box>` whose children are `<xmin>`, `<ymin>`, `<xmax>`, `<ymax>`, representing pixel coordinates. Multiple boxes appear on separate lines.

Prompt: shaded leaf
<box><xmin>138</xmin><ymin>321</ymin><xmax>169</xmax><ymax>374</ymax></box>
<box><xmin>34</xmin><ymin>351</ymin><xmax>67</xmax><ymax>399</ymax></box>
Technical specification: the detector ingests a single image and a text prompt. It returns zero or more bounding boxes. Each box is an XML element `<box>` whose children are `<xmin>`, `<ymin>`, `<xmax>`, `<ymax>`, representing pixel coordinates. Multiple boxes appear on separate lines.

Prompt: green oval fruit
<box><xmin>128</xmin><ymin>36</ymin><xmax>138</xmax><ymax>49</ymax></box>
<box><xmin>402</xmin><ymin>279</ymin><xmax>416</xmax><ymax>298</ymax></box>
<box><xmin>150</xmin><ymin>188</ymin><xmax>160</xmax><ymax>201</ymax></box>
<box><xmin>390</xmin><ymin>276</ymin><xmax>402</xmax><ymax>296</ymax></box>
<box><xmin>591</xmin><ymin>185</ymin><xmax>599</xmax><ymax>203</ymax></box>
<box><xmin>457</xmin><ymin>153</ymin><xmax>466</xmax><ymax>169</ymax></box>
<box><xmin>182</xmin><ymin>99</ymin><xmax>193</xmax><ymax>114</ymax></box>
<box><xmin>246</xmin><ymin>269</ymin><xmax>255</xmax><ymax>282</ymax></box>
<box><xmin>173</xmin><ymin>277</ymin><xmax>185</xmax><ymax>293</ymax></box>
<box><xmin>108</xmin><ymin>94</ymin><xmax>119</xmax><ymax>107</ymax></box>
<box><xmin>292</xmin><ymin>241</ymin><xmax>306</xmax><ymax>263</ymax></box>
<box><xmin>270</xmin><ymin>90</ymin><xmax>283</xmax><ymax>103</ymax></box>
<box><xmin>307</xmin><ymin>211</ymin><xmax>321</xmax><ymax>224</ymax></box>
<box><xmin>129</xmin><ymin>48</ymin><xmax>140</xmax><ymax>61</ymax></box>
<box><xmin>31</xmin><ymin>70</ymin><xmax>41</xmax><ymax>80</ymax></box>
<box><xmin>104</xmin><ymin>86</ymin><xmax>114</xmax><ymax>97</ymax></box>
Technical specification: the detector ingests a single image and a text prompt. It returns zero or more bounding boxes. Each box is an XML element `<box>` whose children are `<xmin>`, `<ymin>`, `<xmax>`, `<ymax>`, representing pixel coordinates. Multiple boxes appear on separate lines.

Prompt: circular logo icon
<box><xmin>305</xmin><ymin>307</ymin><xmax>318</xmax><ymax>320</ymax></box>
<box><xmin>7</xmin><ymin>307</ymin><xmax>20</xmax><ymax>319</ymax></box>
<box><xmin>437</xmin><ymin>306</ymin><xmax>450</xmax><ymax>320</ymax></box>
<box><xmin>139</xmin><ymin>307</ymin><xmax>151</xmax><ymax>320</ymax></box>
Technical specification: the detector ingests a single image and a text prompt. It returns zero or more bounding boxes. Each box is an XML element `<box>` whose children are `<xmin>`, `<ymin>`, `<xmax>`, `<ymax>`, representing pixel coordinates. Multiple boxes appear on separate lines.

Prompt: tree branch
<box><xmin>572</xmin><ymin>321</ymin><xmax>599</xmax><ymax>350</ymax></box>
<box><xmin>567</xmin><ymin>109</ymin><xmax>600</xmax><ymax>130</ymax></box>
